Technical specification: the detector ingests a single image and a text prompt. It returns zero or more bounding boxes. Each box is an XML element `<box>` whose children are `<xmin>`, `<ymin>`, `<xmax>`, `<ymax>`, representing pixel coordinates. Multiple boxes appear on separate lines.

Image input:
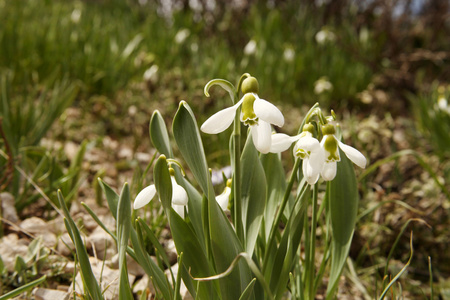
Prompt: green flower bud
<box><xmin>241</xmin><ymin>76</ymin><xmax>259</xmax><ymax>94</ymax></box>
<box><xmin>169</xmin><ymin>168</ymin><xmax>175</xmax><ymax>176</ymax></box>
<box><xmin>302</xmin><ymin>123</ymin><xmax>315</xmax><ymax>134</ymax></box>
<box><xmin>321</xmin><ymin>124</ymin><xmax>336</xmax><ymax>135</ymax></box>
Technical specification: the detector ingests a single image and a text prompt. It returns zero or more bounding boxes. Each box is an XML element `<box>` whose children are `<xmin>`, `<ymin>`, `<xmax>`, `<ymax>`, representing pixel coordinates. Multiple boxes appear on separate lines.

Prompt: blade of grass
<box><xmin>378</xmin><ymin>232</ymin><xmax>414</xmax><ymax>300</ymax></box>
<box><xmin>0</xmin><ymin>275</ymin><xmax>46</xmax><ymax>300</ymax></box>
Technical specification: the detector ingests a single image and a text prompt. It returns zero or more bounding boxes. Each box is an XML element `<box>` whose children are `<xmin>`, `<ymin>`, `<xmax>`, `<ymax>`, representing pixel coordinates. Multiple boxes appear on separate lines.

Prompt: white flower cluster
<box><xmin>134</xmin><ymin>75</ymin><xmax>367</xmax><ymax>217</ymax></box>
<box><xmin>270</xmin><ymin>123</ymin><xmax>366</xmax><ymax>184</ymax></box>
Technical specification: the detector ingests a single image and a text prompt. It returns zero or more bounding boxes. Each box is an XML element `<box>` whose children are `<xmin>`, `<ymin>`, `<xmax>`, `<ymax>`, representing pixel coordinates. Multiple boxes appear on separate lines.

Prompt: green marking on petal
<box><xmin>323</xmin><ymin>135</ymin><xmax>339</xmax><ymax>161</ymax></box>
<box><xmin>241</xmin><ymin>93</ymin><xmax>257</xmax><ymax>125</ymax></box>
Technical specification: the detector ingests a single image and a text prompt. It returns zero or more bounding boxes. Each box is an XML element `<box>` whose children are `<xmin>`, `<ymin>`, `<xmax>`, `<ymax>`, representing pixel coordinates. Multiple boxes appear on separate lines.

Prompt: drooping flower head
<box><xmin>201</xmin><ymin>76</ymin><xmax>284</xmax><ymax>153</ymax></box>
<box><xmin>293</xmin><ymin>124</ymin><xmax>325</xmax><ymax>185</ymax></box>
<box><xmin>133</xmin><ymin>167</ymin><xmax>188</xmax><ymax>217</ymax></box>
<box><xmin>320</xmin><ymin>124</ymin><xmax>367</xmax><ymax>181</ymax></box>
<box><xmin>216</xmin><ymin>179</ymin><xmax>232</xmax><ymax>211</ymax></box>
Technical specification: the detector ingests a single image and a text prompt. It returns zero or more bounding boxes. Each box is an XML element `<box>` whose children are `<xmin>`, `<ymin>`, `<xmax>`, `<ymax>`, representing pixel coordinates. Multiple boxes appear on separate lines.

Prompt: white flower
<box><xmin>201</xmin><ymin>93</ymin><xmax>284</xmax><ymax>154</ymax></box>
<box><xmin>283</xmin><ymin>47</ymin><xmax>295</xmax><ymax>62</ymax></box>
<box><xmin>269</xmin><ymin>133</ymin><xmax>301</xmax><ymax>153</ymax></box>
<box><xmin>320</xmin><ymin>124</ymin><xmax>367</xmax><ymax>181</ymax></box>
<box><xmin>244</xmin><ymin>39</ymin><xmax>257</xmax><ymax>56</ymax></box>
<box><xmin>71</xmin><ymin>8</ymin><xmax>82</xmax><ymax>24</ymax></box>
<box><xmin>315</xmin><ymin>28</ymin><xmax>336</xmax><ymax>44</ymax></box>
<box><xmin>294</xmin><ymin>132</ymin><xmax>325</xmax><ymax>185</ymax></box>
<box><xmin>133</xmin><ymin>184</ymin><xmax>157</xmax><ymax>209</ymax></box>
<box><xmin>175</xmin><ymin>29</ymin><xmax>190</xmax><ymax>44</ymax></box>
<box><xmin>216</xmin><ymin>185</ymin><xmax>231</xmax><ymax>211</ymax></box>
<box><xmin>133</xmin><ymin>175</ymin><xmax>188</xmax><ymax>217</ymax></box>
<box><xmin>314</xmin><ymin>77</ymin><xmax>333</xmax><ymax>94</ymax></box>
<box><xmin>143</xmin><ymin>65</ymin><xmax>159</xmax><ymax>83</ymax></box>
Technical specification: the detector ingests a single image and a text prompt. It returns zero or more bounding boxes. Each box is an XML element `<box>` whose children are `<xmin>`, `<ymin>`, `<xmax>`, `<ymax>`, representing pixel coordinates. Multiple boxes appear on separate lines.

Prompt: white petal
<box><xmin>296</xmin><ymin>136</ymin><xmax>321</xmax><ymax>152</ymax></box>
<box><xmin>133</xmin><ymin>185</ymin><xmax>156</xmax><ymax>209</ymax></box>
<box><xmin>308</xmin><ymin>149</ymin><xmax>325</xmax><ymax>173</ymax></box>
<box><xmin>321</xmin><ymin>161</ymin><xmax>337</xmax><ymax>181</ymax></box>
<box><xmin>172</xmin><ymin>204</ymin><xmax>186</xmax><ymax>218</ymax></box>
<box><xmin>251</xmin><ymin>121</ymin><xmax>272</xmax><ymax>154</ymax></box>
<box><xmin>216</xmin><ymin>186</ymin><xmax>231</xmax><ymax>211</ymax></box>
<box><xmin>171</xmin><ymin>177</ymin><xmax>188</xmax><ymax>205</ymax></box>
<box><xmin>338</xmin><ymin>140</ymin><xmax>367</xmax><ymax>168</ymax></box>
<box><xmin>200</xmin><ymin>99</ymin><xmax>243</xmax><ymax>134</ymax></box>
<box><xmin>253</xmin><ymin>95</ymin><xmax>284</xmax><ymax>127</ymax></box>
<box><xmin>269</xmin><ymin>133</ymin><xmax>300</xmax><ymax>153</ymax></box>
<box><xmin>303</xmin><ymin>159</ymin><xmax>321</xmax><ymax>185</ymax></box>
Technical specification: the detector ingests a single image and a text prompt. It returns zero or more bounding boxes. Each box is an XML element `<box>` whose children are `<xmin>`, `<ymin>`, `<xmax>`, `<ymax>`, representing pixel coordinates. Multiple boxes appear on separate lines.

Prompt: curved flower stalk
<box><xmin>133</xmin><ymin>169</ymin><xmax>188</xmax><ymax>217</ymax></box>
<box><xmin>201</xmin><ymin>76</ymin><xmax>284</xmax><ymax>153</ymax></box>
<box><xmin>215</xmin><ymin>179</ymin><xmax>232</xmax><ymax>211</ymax></box>
<box><xmin>320</xmin><ymin>124</ymin><xmax>367</xmax><ymax>181</ymax></box>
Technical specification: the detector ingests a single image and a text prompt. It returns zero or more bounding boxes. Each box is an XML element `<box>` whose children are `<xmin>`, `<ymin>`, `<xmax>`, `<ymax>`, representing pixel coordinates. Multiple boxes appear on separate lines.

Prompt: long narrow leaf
<box><xmin>57</xmin><ymin>190</ymin><xmax>103</xmax><ymax>300</ymax></box>
<box><xmin>325</xmin><ymin>150</ymin><xmax>359</xmax><ymax>299</ymax></box>
<box><xmin>116</xmin><ymin>183</ymin><xmax>133</xmax><ymax>299</ymax></box>
<box><xmin>0</xmin><ymin>275</ymin><xmax>47</xmax><ymax>300</ymax></box>
<box><xmin>240</xmin><ymin>134</ymin><xmax>266</xmax><ymax>256</ymax></box>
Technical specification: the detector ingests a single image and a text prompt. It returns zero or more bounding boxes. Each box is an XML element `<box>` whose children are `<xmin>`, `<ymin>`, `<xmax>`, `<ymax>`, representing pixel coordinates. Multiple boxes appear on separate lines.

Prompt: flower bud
<box><xmin>241</xmin><ymin>76</ymin><xmax>259</xmax><ymax>94</ymax></box>
<box><xmin>303</xmin><ymin>123</ymin><xmax>315</xmax><ymax>134</ymax></box>
<box><xmin>321</xmin><ymin>124</ymin><xmax>336</xmax><ymax>135</ymax></box>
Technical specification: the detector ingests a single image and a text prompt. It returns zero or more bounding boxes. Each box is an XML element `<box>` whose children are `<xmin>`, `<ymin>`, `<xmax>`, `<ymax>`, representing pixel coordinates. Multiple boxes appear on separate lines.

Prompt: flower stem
<box><xmin>232</xmin><ymin>76</ymin><xmax>247</xmax><ymax>242</ymax></box>
<box><xmin>308</xmin><ymin>183</ymin><xmax>319</xmax><ymax>300</ymax></box>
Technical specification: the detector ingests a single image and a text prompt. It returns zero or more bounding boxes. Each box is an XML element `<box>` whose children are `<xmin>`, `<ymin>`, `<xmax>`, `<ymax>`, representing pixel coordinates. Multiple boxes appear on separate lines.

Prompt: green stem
<box><xmin>308</xmin><ymin>183</ymin><xmax>319</xmax><ymax>300</ymax></box>
<box><xmin>262</xmin><ymin>158</ymin><xmax>302</xmax><ymax>272</ymax></box>
<box><xmin>232</xmin><ymin>111</ymin><xmax>243</xmax><ymax>241</ymax></box>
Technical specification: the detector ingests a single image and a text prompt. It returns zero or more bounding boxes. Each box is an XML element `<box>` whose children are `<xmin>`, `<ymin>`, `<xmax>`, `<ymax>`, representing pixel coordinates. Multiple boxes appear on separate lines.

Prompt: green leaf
<box><xmin>240</xmin><ymin>134</ymin><xmax>266</xmax><ymax>256</ymax></box>
<box><xmin>116</xmin><ymin>183</ymin><xmax>133</xmax><ymax>299</ymax></box>
<box><xmin>57</xmin><ymin>191</ymin><xmax>103</xmax><ymax>300</ymax></box>
<box><xmin>154</xmin><ymin>154</ymin><xmax>216</xmax><ymax>299</ymax></box>
<box><xmin>153</xmin><ymin>155</ymin><xmax>173</xmax><ymax>211</ymax></box>
<box><xmin>260</xmin><ymin>153</ymin><xmax>286</xmax><ymax>241</ymax></box>
<box><xmin>150</xmin><ymin>110</ymin><xmax>173</xmax><ymax>158</ymax></box>
<box><xmin>172</xmin><ymin>101</ymin><xmax>212</xmax><ymax>199</ymax></box>
<box><xmin>98</xmin><ymin>178</ymin><xmax>119</xmax><ymax>220</ymax></box>
<box><xmin>239</xmin><ymin>278</ymin><xmax>257</xmax><ymax>300</ymax></box>
<box><xmin>97</xmin><ymin>182</ymin><xmax>173</xmax><ymax>299</ymax></box>
<box><xmin>326</xmin><ymin>150</ymin><xmax>359</xmax><ymax>299</ymax></box>
<box><xmin>208</xmin><ymin>194</ymin><xmax>253</xmax><ymax>300</ymax></box>
<box><xmin>0</xmin><ymin>275</ymin><xmax>46</xmax><ymax>300</ymax></box>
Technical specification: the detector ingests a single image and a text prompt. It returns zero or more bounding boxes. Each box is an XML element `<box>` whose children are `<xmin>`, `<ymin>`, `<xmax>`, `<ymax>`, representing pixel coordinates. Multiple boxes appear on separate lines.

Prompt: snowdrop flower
<box><xmin>175</xmin><ymin>28</ymin><xmax>190</xmax><ymax>44</ymax></box>
<box><xmin>215</xmin><ymin>179</ymin><xmax>232</xmax><ymax>211</ymax></box>
<box><xmin>201</xmin><ymin>77</ymin><xmax>284</xmax><ymax>154</ymax></box>
<box><xmin>293</xmin><ymin>125</ymin><xmax>325</xmax><ymax>185</ymax></box>
<box><xmin>269</xmin><ymin>124</ymin><xmax>325</xmax><ymax>185</ymax></box>
<box><xmin>70</xmin><ymin>8</ymin><xmax>82</xmax><ymax>24</ymax></box>
<box><xmin>314</xmin><ymin>77</ymin><xmax>333</xmax><ymax>94</ymax></box>
<box><xmin>320</xmin><ymin>124</ymin><xmax>367</xmax><ymax>181</ymax></box>
<box><xmin>244</xmin><ymin>40</ymin><xmax>257</xmax><ymax>56</ymax></box>
<box><xmin>315</xmin><ymin>28</ymin><xmax>336</xmax><ymax>44</ymax></box>
<box><xmin>133</xmin><ymin>171</ymin><xmax>188</xmax><ymax>217</ymax></box>
<box><xmin>283</xmin><ymin>47</ymin><xmax>295</xmax><ymax>62</ymax></box>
